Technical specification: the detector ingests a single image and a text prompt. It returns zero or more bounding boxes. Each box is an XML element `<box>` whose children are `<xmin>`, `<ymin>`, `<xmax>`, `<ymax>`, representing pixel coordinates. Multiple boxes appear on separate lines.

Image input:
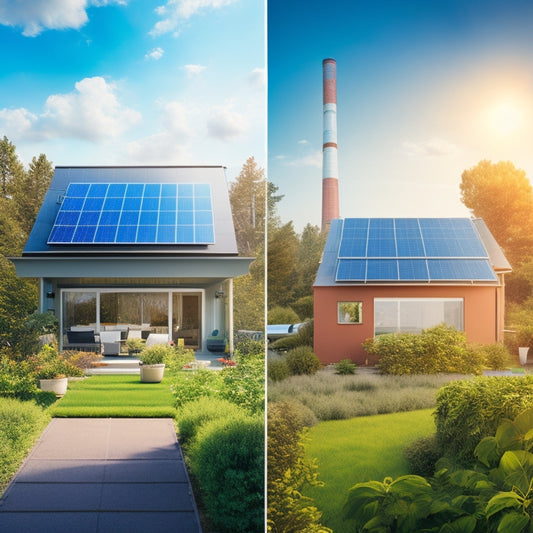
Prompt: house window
<box><xmin>338</xmin><ymin>302</ymin><xmax>363</xmax><ymax>324</ymax></box>
<box><xmin>374</xmin><ymin>298</ymin><xmax>463</xmax><ymax>335</ymax></box>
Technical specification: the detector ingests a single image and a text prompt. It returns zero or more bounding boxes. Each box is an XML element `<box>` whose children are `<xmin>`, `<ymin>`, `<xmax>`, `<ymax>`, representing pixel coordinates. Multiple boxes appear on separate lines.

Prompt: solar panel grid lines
<box><xmin>47</xmin><ymin>182</ymin><xmax>215</xmax><ymax>245</ymax></box>
<box><xmin>335</xmin><ymin>217</ymin><xmax>497</xmax><ymax>283</ymax></box>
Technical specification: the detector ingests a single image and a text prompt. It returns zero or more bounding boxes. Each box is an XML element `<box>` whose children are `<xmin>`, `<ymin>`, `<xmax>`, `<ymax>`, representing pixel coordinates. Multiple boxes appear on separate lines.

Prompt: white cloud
<box><xmin>145</xmin><ymin>47</ymin><xmax>164</xmax><ymax>60</ymax></box>
<box><xmin>0</xmin><ymin>76</ymin><xmax>141</xmax><ymax>142</ymax></box>
<box><xmin>184</xmin><ymin>64</ymin><xmax>206</xmax><ymax>77</ymax></box>
<box><xmin>288</xmin><ymin>150</ymin><xmax>322</xmax><ymax>168</ymax></box>
<box><xmin>297</xmin><ymin>139</ymin><xmax>309</xmax><ymax>145</ymax></box>
<box><xmin>0</xmin><ymin>0</ymin><xmax>126</xmax><ymax>37</ymax></box>
<box><xmin>150</xmin><ymin>0</ymin><xmax>238</xmax><ymax>36</ymax></box>
<box><xmin>206</xmin><ymin>105</ymin><xmax>247</xmax><ymax>141</ymax></box>
<box><xmin>248</xmin><ymin>67</ymin><xmax>265</xmax><ymax>88</ymax></box>
<box><xmin>401</xmin><ymin>138</ymin><xmax>459</xmax><ymax>158</ymax></box>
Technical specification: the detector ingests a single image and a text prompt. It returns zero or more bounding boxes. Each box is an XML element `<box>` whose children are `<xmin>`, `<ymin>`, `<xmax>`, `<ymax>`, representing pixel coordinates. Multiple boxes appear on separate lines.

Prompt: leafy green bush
<box><xmin>219</xmin><ymin>356</ymin><xmax>264</xmax><ymax>414</ymax></box>
<box><xmin>434</xmin><ymin>376</ymin><xmax>533</xmax><ymax>465</ymax></box>
<box><xmin>285</xmin><ymin>346</ymin><xmax>321</xmax><ymax>376</ymax></box>
<box><xmin>477</xmin><ymin>343</ymin><xmax>511</xmax><ymax>370</ymax></box>
<box><xmin>31</xmin><ymin>344</ymin><xmax>84</xmax><ymax>379</ymax></box>
<box><xmin>267</xmin><ymin>358</ymin><xmax>290</xmax><ymax>382</ymax></box>
<box><xmin>267</xmin><ymin>305</ymin><xmax>300</xmax><ymax>325</ymax></box>
<box><xmin>336</xmin><ymin>358</ymin><xmax>356</xmax><ymax>375</ymax></box>
<box><xmin>403</xmin><ymin>434</ymin><xmax>441</xmax><ymax>478</ymax></box>
<box><xmin>291</xmin><ymin>295</ymin><xmax>314</xmax><ymax>321</ymax></box>
<box><xmin>164</xmin><ymin>345</ymin><xmax>195</xmax><ymax>373</ymax></box>
<box><xmin>138</xmin><ymin>344</ymin><xmax>174</xmax><ymax>365</ymax></box>
<box><xmin>175</xmin><ymin>396</ymin><xmax>244</xmax><ymax>447</ymax></box>
<box><xmin>61</xmin><ymin>350</ymin><xmax>103</xmax><ymax>371</ymax></box>
<box><xmin>190</xmin><ymin>414</ymin><xmax>264</xmax><ymax>533</ymax></box>
<box><xmin>0</xmin><ymin>355</ymin><xmax>38</xmax><ymax>397</ymax></box>
<box><xmin>0</xmin><ymin>397</ymin><xmax>50</xmax><ymax>493</ymax></box>
<box><xmin>267</xmin><ymin>401</ymin><xmax>330</xmax><ymax>533</ymax></box>
<box><xmin>363</xmin><ymin>325</ymin><xmax>485</xmax><ymax>375</ymax></box>
<box><xmin>270</xmin><ymin>320</ymin><xmax>314</xmax><ymax>351</ymax></box>
<box><xmin>234</xmin><ymin>338</ymin><xmax>264</xmax><ymax>358</ymax></box>
<box><xmin>172</xmin><ymin>369</ymin><xmax>222</xmax><ymax>407</ymax></box>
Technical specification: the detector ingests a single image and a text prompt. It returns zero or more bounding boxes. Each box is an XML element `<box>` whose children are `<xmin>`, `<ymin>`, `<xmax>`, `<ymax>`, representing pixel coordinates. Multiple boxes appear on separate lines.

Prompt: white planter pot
<box><xmin>39</xmin><ymin>377</ymin><xmax>68</xmax><ymax>397</ymax></box>
<box><xmin>139</xmin><ymin>363</ymin><xmax>165</xmax><ymax>383</ymax></box>
<box><xmin>519</xmin><ymin>347</ymin><xmax>530</xmax><ymax>366</ymax></box>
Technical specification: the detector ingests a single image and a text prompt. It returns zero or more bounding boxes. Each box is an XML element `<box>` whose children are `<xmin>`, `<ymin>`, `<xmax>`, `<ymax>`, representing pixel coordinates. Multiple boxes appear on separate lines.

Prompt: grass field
<box><xmin>48</xmin><ymin>375</ymin><xmax>176</xmax><ymax>417</ymax></box>
<box><xmin>303</xmin><ymin>408</ymin><xmax>436</xmax><ymax>533</ymax></box>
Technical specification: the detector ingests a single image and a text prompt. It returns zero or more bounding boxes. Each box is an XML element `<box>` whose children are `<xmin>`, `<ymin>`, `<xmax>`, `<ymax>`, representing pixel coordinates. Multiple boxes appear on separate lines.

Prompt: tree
<box><xmin>267</xmin><ymin>221</ymin><xmax>299</xmax><ymax>308</ymax></box>
<box><xmin>294</xmin><ymin>223</ymin><xmax>326</xmax><ymax>299</ymax></box>
<box><xmin>0</xmin><ymin>136</ymin><xmax>24</xmax><ymax>198</ymax></box>
<box><xmin>229</xmin><ymin>157</ymin><xmax>266</xmax><ymax>256</ymax></box>
<box><xmin>460</xmin><ymin>160</ymin><xmax>533</xmax><ymax>265</ymax></box>
<box><xmin>11</xmin><ymin>154</ymin><xmax>54</xmax><ymax>235</ymax></box>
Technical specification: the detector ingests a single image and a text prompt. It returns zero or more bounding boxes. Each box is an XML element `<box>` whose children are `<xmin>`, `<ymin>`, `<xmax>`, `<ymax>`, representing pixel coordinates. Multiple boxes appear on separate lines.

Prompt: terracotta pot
<box><xmin>39</xmin><ymin>377</ymin><xmax>68</xmax><ymax>397</ymax></box>
<box><xmin>139</xmin><ymin>363</ymin><xmax>165</xmax><ymax>383</ymax></box>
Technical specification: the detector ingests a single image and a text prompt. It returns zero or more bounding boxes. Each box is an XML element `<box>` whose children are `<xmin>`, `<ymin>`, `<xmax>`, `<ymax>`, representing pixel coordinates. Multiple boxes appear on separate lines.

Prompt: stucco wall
<box><xmin>314</xmin><ymin>284</ymin><xmax>501</xmax><ymax>365</ymax></box>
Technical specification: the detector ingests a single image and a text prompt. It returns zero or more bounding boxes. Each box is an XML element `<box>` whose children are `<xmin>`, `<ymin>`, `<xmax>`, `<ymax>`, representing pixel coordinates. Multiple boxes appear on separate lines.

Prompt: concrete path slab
<box><xmin>0</xmin><ymin>418</ymin><xmax>202</xmax><ymax>533</ymax></box>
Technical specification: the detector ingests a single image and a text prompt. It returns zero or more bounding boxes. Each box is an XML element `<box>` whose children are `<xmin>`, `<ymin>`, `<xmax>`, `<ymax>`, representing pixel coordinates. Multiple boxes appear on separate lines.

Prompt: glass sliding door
<box><xmin>172</xmin><ymin>292</ymin><xmax>201</xmax><ymax>349</ymax></box>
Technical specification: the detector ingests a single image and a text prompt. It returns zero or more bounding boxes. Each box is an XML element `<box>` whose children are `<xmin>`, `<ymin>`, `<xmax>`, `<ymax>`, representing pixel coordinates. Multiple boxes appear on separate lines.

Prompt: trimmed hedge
<box><xmin>190</xmin><ymin>414</ymin><xmax>264</xmax><ymax>533</ymax></box>
<box><xmin>434</xmin><ymin>376</ymin><xmax>533</xmax><ymax>465</ymax></box>
<box><xmin>363</xmin><ymin>325</ymin><xmax>485</xmax><ymax>375</ymax></box>
<box><xmin>285</xmin><ymin>346</ymin><xmax>321</xmax><ymax>376</ymax></box>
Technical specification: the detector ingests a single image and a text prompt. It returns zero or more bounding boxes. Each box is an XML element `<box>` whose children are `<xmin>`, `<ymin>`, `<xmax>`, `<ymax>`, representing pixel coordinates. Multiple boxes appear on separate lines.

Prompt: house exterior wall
<box><xmin>314</xmin><ymin>284</ymin><xmax>502</xmax><ymax>365</ymax></box>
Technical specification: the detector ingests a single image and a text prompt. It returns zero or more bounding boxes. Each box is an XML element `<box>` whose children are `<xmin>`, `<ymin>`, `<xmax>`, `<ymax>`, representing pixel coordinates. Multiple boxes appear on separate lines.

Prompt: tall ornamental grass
<box><xmin>268</xmin><ymin>372</ymin><xmax>467</xmax><ymax>421</ymax></box>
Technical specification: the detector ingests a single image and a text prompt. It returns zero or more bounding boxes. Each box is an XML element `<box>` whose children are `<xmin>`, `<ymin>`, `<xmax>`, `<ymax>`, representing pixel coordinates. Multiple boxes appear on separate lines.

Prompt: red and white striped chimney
<box><xmin>321</xmin><ymin>58</ymin><xmax>340</xmax><ymax>233</ymax></box>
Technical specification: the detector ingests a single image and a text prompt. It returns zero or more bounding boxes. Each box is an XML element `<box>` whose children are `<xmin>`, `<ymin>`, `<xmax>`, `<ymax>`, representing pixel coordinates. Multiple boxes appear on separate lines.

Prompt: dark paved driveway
<box><xmin>0</xmin><ymin>418</ymin><xmax>201</xmax><ymax>532</ymax></box>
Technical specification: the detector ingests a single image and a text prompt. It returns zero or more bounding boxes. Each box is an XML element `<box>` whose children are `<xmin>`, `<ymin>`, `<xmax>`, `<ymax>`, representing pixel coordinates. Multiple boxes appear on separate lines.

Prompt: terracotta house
<box><xmin>313</xmin><ymin>217</ymin><xmax>511</xmax><ymax>365</ymax></box>
<box><xmin>12</xmin><ymin>166</ymin><xmax>253</xmax><ymax>356</ymax></box>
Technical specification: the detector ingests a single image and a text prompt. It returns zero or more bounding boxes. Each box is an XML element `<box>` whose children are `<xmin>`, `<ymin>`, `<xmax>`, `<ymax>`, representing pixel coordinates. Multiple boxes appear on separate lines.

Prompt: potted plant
<box><xmin>126</xmin><ymin>337</ymin><xmax>144</xmax><ymax>355</ymax></box>
<box><xmin>138</xmin><ymin>345</ymin><xmax>170</xmax><ymax>383</ymax></box>
<box><xmin>36</xmin><ymin>358</ymin><xmax>70</xmax><ymax>397</ymax></box>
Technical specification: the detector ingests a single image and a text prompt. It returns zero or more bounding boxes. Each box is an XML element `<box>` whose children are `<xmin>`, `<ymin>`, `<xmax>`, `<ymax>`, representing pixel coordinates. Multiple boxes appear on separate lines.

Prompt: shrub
<box><xmin>363</xmin><ymin>325</ymin><xmax>485</xmax><ymax>375</ymax></box>
<box><xmin>0</xmin><ymin>356</ymin><xmax>38</xmax><ymax>397</ymax></box>
<box><xmin>219</xmin><ymin>356</ymin><xmax>265</xmax><ymax>414</ymax></box>
<box><xmin>285</xmin><ymin>346</ymin><xmax>321</xmax><ymax>376</ymax></box>
<box><xmin>164</xmin><ymin>345</ymin><xmax>195</xmax><ymax>373</ymax></box>
<box><xmin>267</xmin><ymin>401</ymin><xmax>330</xmax><ymax>533</ymax></box>
<box><xmin>172</xmin><ymin>369</ymin><xmax>222</xmax><ymax>407</ymax></box>
<box><xmin>434</xmin><ymin>376</ymin><xmax>533</xmax><ymax>465</ymax></box>
<box><xmin>336</xmin><ymin>358</ymin><xmax>356</xmax><ymax>375</ymax></box>
<box><xmin>515</xmin><ymin>324</ymin><xmax>533</xmax><ymax>349</ymax></box>
<box><xmin>234</xmin><ymin>338</ymin><xmax>264</xmax><ymax>358</ymax></box>
<box><xmin>176</xmin><ymin>396</ymin><xmax>244</xmax><ymax>447</ymax></box>
<box><xmin>267</xmin><ymin>358</ymin><xmax>290</xmax><ymax>382</ymax></box>
<box><xmin>62</xmin><ymin>350</ymin><xmax>102</xmax><ymax>371</ymax></box>
<box><xmin>477</xmin><ymin>343</ymin><xmax>511</xmax><ymax>370</ymax></box>
<box><xmin>138</xmin><ymin>344</ymin><xmax>174</xmax><ymax>365</ymax></box>
<box><xmin>190</xmin><ymin>414</ymin><xmax>264</xmax><ymax>533</ymax></box>
<box><xmin>270</xmin><ymin>320</ymin><xmax>314</xmax><ymax>351</ymax></box>
<box><xmin>0</xmin><ymin>397</ymin><xmax>50</xmax><ymax>492</ymax></box>
<box><xmin>291</xmin><ymin>295</ymin><xmax>314</xmax><ymax>321</ymax></box>
<box><xmin>267</xmin><ymin>305</ymin><xmax>300</xmax><ymax>325</ymax></box>
<box><xmin>403</xmin><ymin>434</ymin><xmax>441</xmax><ymax>478</ymax></box>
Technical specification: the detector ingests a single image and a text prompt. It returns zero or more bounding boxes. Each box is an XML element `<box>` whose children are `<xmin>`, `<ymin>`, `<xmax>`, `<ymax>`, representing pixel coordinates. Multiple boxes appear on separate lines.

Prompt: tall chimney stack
<box><xmin>321</xmin><ymin>58</ymin><xmax>340</xmax><ymax>233</ymax></box>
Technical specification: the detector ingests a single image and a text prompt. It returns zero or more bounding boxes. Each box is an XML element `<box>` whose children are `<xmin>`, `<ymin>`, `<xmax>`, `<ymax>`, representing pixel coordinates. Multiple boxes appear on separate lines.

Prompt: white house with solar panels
<box><xmin>313</xmin><ymin>217</ymin><xmax>512</xmax><ymax>365</ymax></box>
<box><xmin>12</xmin><ymin>166</ymin><xmax>253</xmax><ymax>356</ymax></box>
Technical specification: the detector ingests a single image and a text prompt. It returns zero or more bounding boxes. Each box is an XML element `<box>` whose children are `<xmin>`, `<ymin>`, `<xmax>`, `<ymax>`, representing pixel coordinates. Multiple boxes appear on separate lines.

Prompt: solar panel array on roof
<box><xmin>47</xmin><ymin>183</ymin><xmax>215</xmax><ymax>245</ymax></box>
<box><xmin>335</xmin><ymin>218</ymin><xmax>497</xmax><ymax>282</ymax></box>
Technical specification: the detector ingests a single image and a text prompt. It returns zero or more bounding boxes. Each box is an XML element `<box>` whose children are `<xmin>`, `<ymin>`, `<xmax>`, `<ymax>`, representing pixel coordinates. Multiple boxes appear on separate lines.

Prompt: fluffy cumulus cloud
<box><xmin>150</xmin><ymin>0</ymin><xmax>238</xmax><ymax>36</ymax></box>
<box><xmin>402</xmin><ymin>138</ymin><xmax>459</xmax><ymax>158</ymax></box>
<box><xmin>206</xmin><ymin>105</ymin><xmax>247</xmax><ymax>141</ymax></box>
<box><xmin>0</xmin><ymin>76</ymin><xmax>140</xmax><ymax>142</ymax></box>
<box><xmin>184</xmin><ymin>64</ymin><xmax>207</xmax><ymax>77</ymax></box>
<box><xmin>0</xmin><ymin>0</ymin><xmax>125</xmax><ymax>36</ymax></box>
<box><xmin>287</xmin><ymin>150</ymin><xmax>322</xmax><ymax>168</ymax></box>
<box><xmin>145</xmin><ymin>47</ymin><xmax>164</xmax><ymax>60</ymax></box>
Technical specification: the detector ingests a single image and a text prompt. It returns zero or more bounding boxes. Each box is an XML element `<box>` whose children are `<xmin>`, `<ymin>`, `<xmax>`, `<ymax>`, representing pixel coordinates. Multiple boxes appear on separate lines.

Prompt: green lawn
<box><xmin>48</xmin><ymin>375</ymin><xmax>176</xmax><ymax>417</ymax></box>
<box><xmin>303</xmin><ymin>408</ymin><xmax>436</xmax><ymax>533</ymax></box>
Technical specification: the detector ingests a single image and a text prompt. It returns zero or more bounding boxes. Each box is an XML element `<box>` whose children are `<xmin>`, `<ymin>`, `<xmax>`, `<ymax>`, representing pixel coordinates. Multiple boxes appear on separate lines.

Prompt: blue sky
<box><xmin>268</xmin><ymin>0</ymin><xmax>533</xmax><ymax>232</ymax></box>
<box><xmin>0</xmin><ymin>0</ymin><xmax>265</xmax><ymax>181</ymax></box>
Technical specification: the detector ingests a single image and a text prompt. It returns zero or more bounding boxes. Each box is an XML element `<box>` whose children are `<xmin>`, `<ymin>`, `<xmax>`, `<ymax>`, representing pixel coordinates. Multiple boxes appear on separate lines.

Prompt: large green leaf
<box><xmin>485</xmin><ymin>492</ymin><xmax>522</xmax><ymax>519</ymax></box>
<box><xmin>498</xmin><ymin>450</ymin><xmax>533</xmax><ymax>494</ymax></box>
<box><xmin>388</xmin><ymin>475</ymin><xmax>433</xmax><ymax>496</ymax></box>
<box><xmin>343</xmin><ymin>481</ymin><xmax>386</xmax><ymax>520</ymax></box>
<box><xmin>495</xmin><ymin>420</ymin><xmax>522</xmax><ymax>452</ymax></box>
<box><xmin>496</xmin><ymin>510</ymin><xmax>529</xmax><ymax>533</ymax></box>
<box><xmin>512</xmin><ymin>408</ymin><xmax>533</xmax><ymax>436</ymax></box>
<box><xmin>438</xmin><ymin>515</ymin><xmax>477</xmax><ymax>533</ymax></box>
<box><xmin>475</xmin><ymin>436</ymin><xmax>500</xmax><ymax>467</ymax></box>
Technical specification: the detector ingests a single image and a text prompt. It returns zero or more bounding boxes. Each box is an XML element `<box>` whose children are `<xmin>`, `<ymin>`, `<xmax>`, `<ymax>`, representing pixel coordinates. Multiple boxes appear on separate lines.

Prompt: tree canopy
<box><xmin>460</xmin><ymin>160</ymin><xmax>533</xmax><ymax>265</ymax></box>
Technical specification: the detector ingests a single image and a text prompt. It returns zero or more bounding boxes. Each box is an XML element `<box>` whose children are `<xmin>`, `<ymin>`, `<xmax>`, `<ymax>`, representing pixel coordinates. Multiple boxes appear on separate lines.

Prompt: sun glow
<box><xmin>490</xmin><ymin>100</ymin><xmax>522</xmax><ymax>136</ymax></box>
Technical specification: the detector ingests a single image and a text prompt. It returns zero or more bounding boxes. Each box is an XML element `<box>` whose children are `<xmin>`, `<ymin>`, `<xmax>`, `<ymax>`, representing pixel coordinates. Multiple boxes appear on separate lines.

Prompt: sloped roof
<box><xmin>22</xmin><ymin>166</ymin><xmax>238</xmax><ymax>256</ymax></box>
<box><xmin>314</xmin><ymin>217</ymin><xmax>511</xmax><ymax>287</ymax></box>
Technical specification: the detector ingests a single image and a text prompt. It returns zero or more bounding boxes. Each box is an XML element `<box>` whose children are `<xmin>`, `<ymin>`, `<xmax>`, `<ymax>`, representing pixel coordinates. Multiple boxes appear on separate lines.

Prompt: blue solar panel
<box><xmin>48</xmin><ymin>183</ymin><xmax>215</xmax><ymax>245</ymax></box>
<box><xmin>336</xmin><ymin>218</ymin><xmax>496</xmax><ymax>283</ymax></box>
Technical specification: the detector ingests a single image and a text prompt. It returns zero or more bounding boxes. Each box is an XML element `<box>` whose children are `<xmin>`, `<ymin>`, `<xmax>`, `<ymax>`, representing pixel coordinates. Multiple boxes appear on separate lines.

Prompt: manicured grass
<box><xmin>303</xmin><ymin>408</ymin><xmax>436</xmax><ymax>533</ymax></box>
<box><xmin>48</xmin><ymin>375</ymin><xmax>176</xmax><ymax>418</ymax></box>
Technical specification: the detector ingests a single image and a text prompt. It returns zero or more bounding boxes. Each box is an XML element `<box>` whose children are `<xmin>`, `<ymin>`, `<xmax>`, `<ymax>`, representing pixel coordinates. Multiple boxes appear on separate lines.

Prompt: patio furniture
<box><xmin>206</xmin><ymin>329</ymin><xmax>226</xmax><ymax>352</ymax></box>
<box><xmin>145</xmin><ymin>333</ymin><xmax>170</xmax><ymax>347</ymax></box>
<box><xmin>64</xmin><ymin>330</ymin><xmax>101</xmax><ymax>353</ymax></box>
<box><xmin>100</xmin><ymin>330</ymin><xmax>122</xmax><ymax>356</ymax></box>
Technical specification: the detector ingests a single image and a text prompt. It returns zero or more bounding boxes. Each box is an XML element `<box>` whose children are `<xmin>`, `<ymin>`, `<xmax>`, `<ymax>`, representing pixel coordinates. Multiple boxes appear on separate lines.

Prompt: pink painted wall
<box><xmin>313</xmin><ymin>284</ymin><xmax>503</xmax><ymax>365</ymax></box>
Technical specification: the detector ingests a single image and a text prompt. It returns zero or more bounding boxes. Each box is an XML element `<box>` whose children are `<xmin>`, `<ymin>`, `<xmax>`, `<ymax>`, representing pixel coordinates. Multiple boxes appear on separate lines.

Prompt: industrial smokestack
<box><xmin>321</xmin><ymin>58</ymin><xmax>340</xmax><ymax>233</ymax></box>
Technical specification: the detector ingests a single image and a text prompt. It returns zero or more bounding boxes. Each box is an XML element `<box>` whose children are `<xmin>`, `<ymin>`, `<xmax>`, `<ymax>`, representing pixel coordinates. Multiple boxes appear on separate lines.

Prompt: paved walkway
<box><xmin>0</xmin><ymin>418</ymin><xmax>202</xmax><ymax>533</ymax></box>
